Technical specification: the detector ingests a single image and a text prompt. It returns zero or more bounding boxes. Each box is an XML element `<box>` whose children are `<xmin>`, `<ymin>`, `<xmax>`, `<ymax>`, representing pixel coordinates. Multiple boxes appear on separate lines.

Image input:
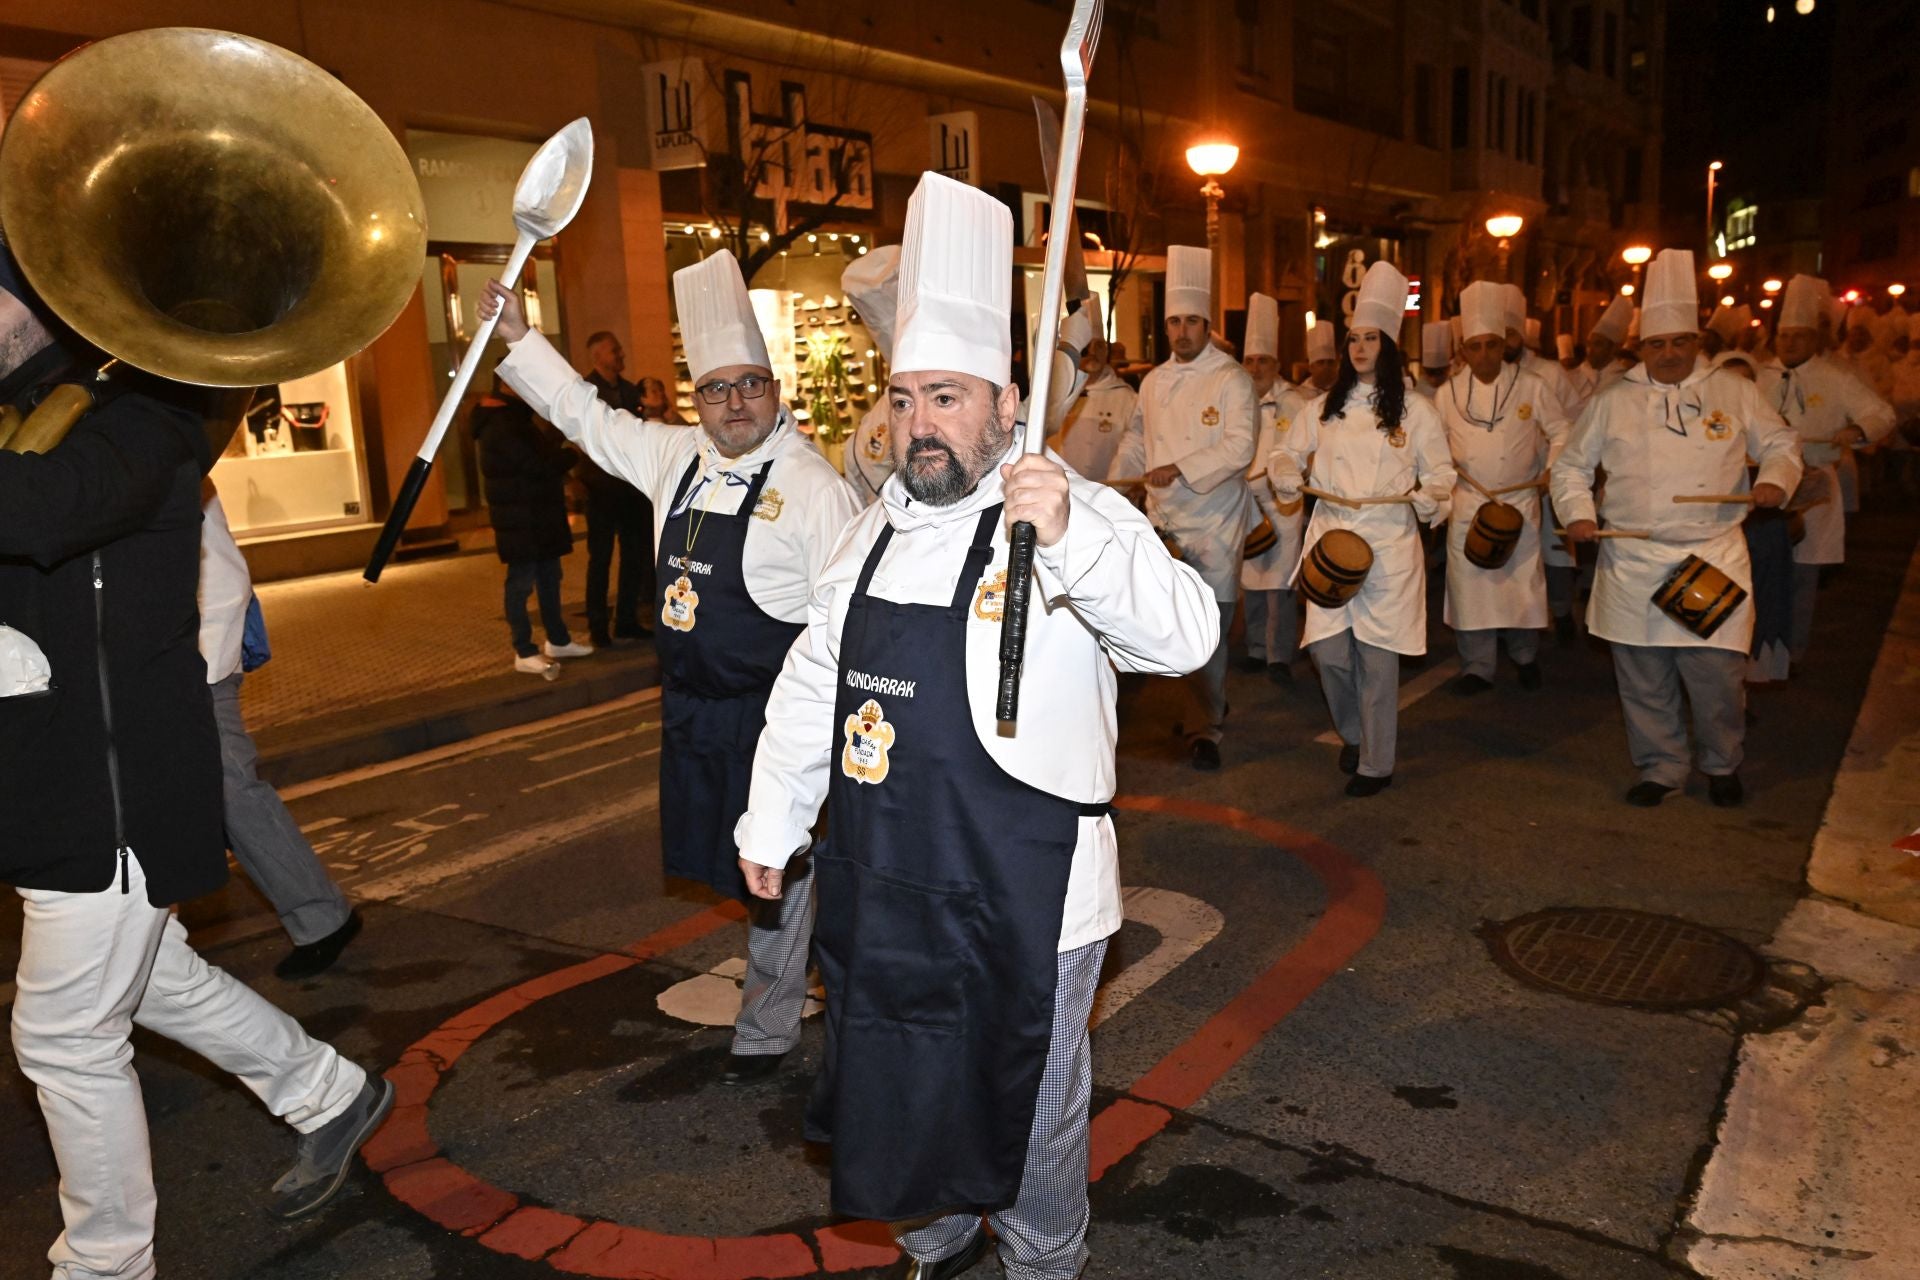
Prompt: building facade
<box><xmin>0</xmin><ymin>0</ymin><xmax>1664</xmax><ymax>577</ymax></box>
<box><xmin>1821</xmin><ymin>0</ymin><xmax>1920</xmax><ymax>297</ymax></box>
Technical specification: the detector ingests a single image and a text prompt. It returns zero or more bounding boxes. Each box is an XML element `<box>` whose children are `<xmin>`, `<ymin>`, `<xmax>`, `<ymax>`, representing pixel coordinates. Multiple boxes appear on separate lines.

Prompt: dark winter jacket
<box><xmin>0</xmin><ymin>354</ymin><xmax>224</xmax><ymax>906</ymax></box>
<box><xmin>474</xmin><ymin>396</ymin><xmax>577</xmax><ymax>563</ymax></box>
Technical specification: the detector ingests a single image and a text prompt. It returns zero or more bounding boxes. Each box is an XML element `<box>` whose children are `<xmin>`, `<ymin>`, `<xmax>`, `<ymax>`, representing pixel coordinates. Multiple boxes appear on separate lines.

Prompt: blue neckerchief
<box><xmin>667</xmin><ymin>466</ymin><xmax>757</xmax><ymax>519</ymax></box>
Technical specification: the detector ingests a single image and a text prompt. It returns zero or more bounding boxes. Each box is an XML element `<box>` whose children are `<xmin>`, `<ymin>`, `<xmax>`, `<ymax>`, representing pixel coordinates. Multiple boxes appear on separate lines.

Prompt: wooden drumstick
<box><xmin>1672</xmin><ymin>494</ymin><xmax>1756</xmax><ymax>504</ymax></box>
<box><xmin>1304</xmin><ymin>485</ymin><xmax>1418</xmax><ymax>507</ymax></box>
<box><xmin>1493</xmin><ymin>475</ymin><xmax>1550</xmax><ymax>496</ymax></box>
<box><xmin>1554</xmin><ymin>526</ymin><xmax>1652</xmax><ymax>539</ymax></box>
<box><xmin>1101</xmin><ymin>475</ymin><xmax>1147</xmax><ymax>487</ymax></box>
<box><xmin>1454</xmin><ymin>467</ymin><xmax>1496</xmax><ymax>502</ymax></box>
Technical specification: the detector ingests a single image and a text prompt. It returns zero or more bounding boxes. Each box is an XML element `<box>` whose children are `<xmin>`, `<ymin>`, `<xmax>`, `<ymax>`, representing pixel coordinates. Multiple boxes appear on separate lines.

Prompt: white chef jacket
<box><xmin>1890</xmin><ymin>354</ymin><xmax>1920</xmax><ymax>428</ymax></box>
<box><xmin>1116</xmin><ymin>342</ymin><xmax>1258</xmax><ymax>603</ymax></box>
<box><xmin>734</xmin><ymin>438</ymin><xmax>1220</xmax><ymax>951</ymax></box>
<box><xmin>1437</xmin><ymin>366</ymin><xmax>1569</xmax><ymax>632</ymax></box>
<box><xmin>1241</xmin><ymin>383</ymin><xmax>1308</xmax><ymax>592</ymax></box>
<box><xmin>198</xmin><ymin>495</ymin><xmax>251</xmax><ymax>684</ymax></box>
<box><xmin>1550</xmin><ymin>365</ymin><xmax>1803</xmax><ymax>653</ymax></box>
<box><xmin>1055</xmin><ymin>368</ymin><xmax>1138</xmax><ymax>483</ymax></box>
<box><xmin>499</xmin><ymin>330</ymin><xmax>861</xmax><ymax>622</ymax></box>
<box><xmin>1566</xmin><ymin>362</ymin><xmax>1599</xmax><ymax>413</ymax></box>
<box><xmin>844</xmin><ymin>403</ymin><xmax>893</xmax><ymax>507</ymax></box>
<box><xmin>1756</xmin><ymin>354</ymin><xmax>1895</xmax><ymax>565</ymax></box>
<box><xmin>1271</xmin><ymin>386</ymin><xmax>1455</xmax><ymax>656</ymax></box>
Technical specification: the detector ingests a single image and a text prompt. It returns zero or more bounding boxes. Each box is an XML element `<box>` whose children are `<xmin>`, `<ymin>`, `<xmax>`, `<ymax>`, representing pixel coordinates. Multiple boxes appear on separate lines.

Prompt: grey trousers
<box><xmin>1186</xmin><ymin>602</ymin><xmax>1236</xmax><ymax>744</ymax></box>
<box><xmin>1611</xmin><ymin>645</ymin><xmax>1746</xmax><ymax>786</ymax></box>
<box><xmin>1456</xmin><ymin>627</ymin><xmax>1540</xmax><ymax>679</ymax></box>
<box><xmin>732</xmin><ymin>856</ymin><xmax>816</xmax><ymax>1056</ymax></box>
<box><xmin>211</xmin><ymin>674</ymin><xmax>351</xmax><ymax>946</ymax></box>
<box><xmin>895</xmin><ymin>937</ymin><xmax>1109</xmax><ymax>1280</ymax></box>
<box><xmin>1243</xmin><ymin>589</ymin><xmax>1299</xmax><ymax>667</ymax></box>
<box><xmin>1311</xmin><ymin>630</ymin><xmax>1401</xmax><ymax>778</ymax></box>
<box><xmin>1789</xmin><ymin>561</ymin><xmax>1821</xmax><ymax>662</ymax></box>
<box><xmin>1546</xmin><ymin>564</ymin><xmax>1574</xmax><ymax>620</ymax></box>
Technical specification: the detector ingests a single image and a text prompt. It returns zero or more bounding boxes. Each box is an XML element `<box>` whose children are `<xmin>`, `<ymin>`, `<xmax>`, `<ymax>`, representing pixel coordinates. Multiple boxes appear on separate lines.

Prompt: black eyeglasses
<box><xmin>694</xmin><ymin>374</ymin><xmax>773</xmax><ymax>404</ymax></box>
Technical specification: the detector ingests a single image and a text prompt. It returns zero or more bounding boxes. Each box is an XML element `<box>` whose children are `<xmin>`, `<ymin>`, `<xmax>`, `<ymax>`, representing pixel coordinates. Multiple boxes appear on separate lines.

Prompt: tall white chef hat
<box><xmin>1590</xmin><ymin>295</ymin><xmax>1633</xmax><ymax>344</ymax></box>
<box><xmin>1501</xmin><ymin>283</ymin><xmax>1527</xmax><ymax>337</ymax></box>
<box><xmin>1706</xmin><ymin>304</ymin><xmax>1741</xmax><ymax>341</ymax></box>
<box><xmin>1779</xmin><ymin>274</ymin><xmax>1827</xmax><ymax>331</ymax></box>
<box><xmin>1555</xmin><ymin>333</ymin><xmax>1576</xmax><ymax>360</ymax></box>
<box><xmin>1450</xmin><ymin>314</ymin><xmax>1464</xmax><ymax>346</ymax></box>
<box><xmin>1244</xmin><ymin>292</ymin><xmax>1279</xmax><ymax>359</ymax></box>
<box><xmin>1525</xmin><ymin>316</ymin><xmax>1542</xmax><ymax>348</ymax></box>
<box><xmin>1733</xmin><ymin>304</ymin><xmax>1754</xmax><ymax>332</ymax></box>
<box><xmin>1081</xmin><ymin>292</ymin><xmax>1105</xmax><ymax>344</ymax></box>
<box><xmin>1459</xmin><ymin>281</ymin><xmax>1506</xmax><ymax>342</ymax></box>
<box><xmin>1627</xmin><ymin>307</ymin><xmax>1642</xmax><ymax>341</ymax></box>
<box><xmin>1421</xmin><ymin>321</ymin><xmax>1452</xmax><ymax>368</ymax></box>
<box><xmin>891</xmin><ymin>171</ymin><xmax>1013</xmax><ymax>385</ymax></box>
<box><xmin>1350</xmin><ymin>260</ymin><xmax>1409</xmax><ymax>338</ymax></box>
<box><xmin>1165</xmin><ymin>245</ymin><xmax>1211</xmax><ymax>320</ymax></box>
<box><xmin>1306</xmin><ymin>318</ymin><xmax>1336</xmax><ymax>363</ymax></box>
<box><xmin>674</xmin><ymin>249</ymin><xmax>773</xmax><ymax>381</ymax></box>
<box><xmin>840</xmin><ymin>244</ymin><xmax>902</xmax><ymax>363</ymax></box>
<box><xmin>1640</xmin><ymin>249</ymin><xmax>1699</xmax><ymax>340</ymax></box>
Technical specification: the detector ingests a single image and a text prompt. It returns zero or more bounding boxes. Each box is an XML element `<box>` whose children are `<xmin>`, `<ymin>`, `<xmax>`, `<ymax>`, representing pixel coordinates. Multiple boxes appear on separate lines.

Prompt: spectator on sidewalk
<box><xmin>474</xmin><ymin>377</ymin><xmax>592</xmax><ymax>676</ymax></box>
<box><xmin>640</xmin><ymin>376</ymin><xmax>687</xmax><ymax>425</ymax></box>
<box><xmin>0</xmin><ymin>251</ymin><xmax>390</xmax><ymax>1278</ymax></box>
<box><xmin>199</xmin><ymin>483</ymin><xmax>361</xmax><ymax>978</ymax></box>
<box><xmin>581</xmin><ymin>331</ymin><xmax>655</xmax><ymax>645</ymax></box>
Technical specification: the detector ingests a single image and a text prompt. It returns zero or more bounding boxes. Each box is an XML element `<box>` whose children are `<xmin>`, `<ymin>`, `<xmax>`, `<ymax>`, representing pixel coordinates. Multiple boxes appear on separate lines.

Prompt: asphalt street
<box><xmin>1</xmin><ymin>505</ymin><xmax>1913</xmax><ymax>1280</ymax></box>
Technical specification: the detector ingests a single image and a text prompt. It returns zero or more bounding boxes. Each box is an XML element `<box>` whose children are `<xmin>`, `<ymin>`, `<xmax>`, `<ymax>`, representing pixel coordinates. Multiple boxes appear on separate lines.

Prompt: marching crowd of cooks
<box><xmin>3</xmin><ymin>161</ymin><xmax>1908</xmax><ymax>1280</ymax></box>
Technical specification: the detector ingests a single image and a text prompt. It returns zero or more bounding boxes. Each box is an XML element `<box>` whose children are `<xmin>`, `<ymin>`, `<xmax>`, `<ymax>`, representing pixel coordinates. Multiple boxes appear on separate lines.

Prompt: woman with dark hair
<box><xmin>1272</xmin><ymin>262</ymin><xmax>1455</xmax><ymax>797</ymax></box>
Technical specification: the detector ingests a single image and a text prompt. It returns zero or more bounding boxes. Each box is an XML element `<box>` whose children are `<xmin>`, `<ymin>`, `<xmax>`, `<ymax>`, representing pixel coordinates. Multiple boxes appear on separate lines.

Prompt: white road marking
<box><xmin>346</xmin><ymin>787</ymin><xmax>659</xmax><ymax>902</ymax></box>
<box><xmin>1313</xmin><ymin>656</ymin><xmax>1461</xmax><ymax>745</ymax></box>
<box><xmin>1091</xmin><ymin>887</ymin><xmax>1226</xmax><ymax>1028</ymax></box>
<box><xmin>520</xmin><ymin>748</ymin><xmax>660</xmax><ymax>793</ymax></box>
<box><xmin>656</xmin><ymin>954</ymin><xmax>826</xmax><ymax>1028</ymax></box>
<box><xmin>530</xmin><ymin>725</ymin><xmax>661</xmax><ymax>762</ymax></box>
<box><xmin>277</xmin><ymin>688</ymin><xmax>661</xmax><ymax>801</ymax></box>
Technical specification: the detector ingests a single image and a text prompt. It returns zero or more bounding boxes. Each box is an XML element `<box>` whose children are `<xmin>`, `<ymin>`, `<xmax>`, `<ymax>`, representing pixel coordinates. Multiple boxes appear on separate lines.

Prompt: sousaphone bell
<box><xmin>0</xmin><ymin>27</ymin><xmax>427</xmax><ymax>452</ymax></box>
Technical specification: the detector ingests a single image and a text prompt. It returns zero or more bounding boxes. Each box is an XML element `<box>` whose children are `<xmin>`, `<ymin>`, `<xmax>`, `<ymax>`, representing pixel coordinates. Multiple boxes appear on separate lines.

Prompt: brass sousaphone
<box><xmin>0</xmin><ymin>28</ymin><xmax>427</xmax><ymax>452</ymax></box>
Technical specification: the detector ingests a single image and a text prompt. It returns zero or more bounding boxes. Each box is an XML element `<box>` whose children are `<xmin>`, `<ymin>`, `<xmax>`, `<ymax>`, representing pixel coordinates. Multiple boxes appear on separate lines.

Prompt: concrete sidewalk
<box><xmin>1684</xmin><ymin>537</ymin><xmax>1920</xmax><ymax>1279</ymax></box>
<box><xmin>239</xmin><ymin>540</ymin><xmax>658</xmax><ymax>787</ymax></box>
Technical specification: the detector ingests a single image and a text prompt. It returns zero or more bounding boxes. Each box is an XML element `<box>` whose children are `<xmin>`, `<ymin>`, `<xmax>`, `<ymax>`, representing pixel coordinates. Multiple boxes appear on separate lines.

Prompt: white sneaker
<box><xmin>544</xmin><ymin>640</ymin><xmax>594</xmax><ymax>659</ymax></box>
<box><xmin>513</xmin><ymin>654</ymin><xmax>560</xmax><ymax>680</ymax></box>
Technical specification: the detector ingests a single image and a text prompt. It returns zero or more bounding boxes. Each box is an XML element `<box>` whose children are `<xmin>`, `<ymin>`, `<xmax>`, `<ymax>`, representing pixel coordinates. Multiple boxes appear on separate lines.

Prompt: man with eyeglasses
<box><xmin>482</xmin><ymin>251</ymin><xmax>859</xmax><ymax>1086</ymax></box>
<box><xmin>1552</xmin><ymin>250</ymin><xmax>1801</xmax><ymax>810</ymax></box>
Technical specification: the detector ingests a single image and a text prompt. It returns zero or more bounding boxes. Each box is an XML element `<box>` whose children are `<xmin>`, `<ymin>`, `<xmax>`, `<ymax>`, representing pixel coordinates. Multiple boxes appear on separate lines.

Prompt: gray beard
<box><xmin>901</xmin><ymin>409</ymin><xmax>1014</xmax><ymax>507</ymax></box>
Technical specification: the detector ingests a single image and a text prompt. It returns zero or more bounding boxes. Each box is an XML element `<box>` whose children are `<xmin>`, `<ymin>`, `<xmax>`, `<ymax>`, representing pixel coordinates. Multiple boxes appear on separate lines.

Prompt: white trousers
<box><xmin>11</xmin><ymin>853</ymin><xmax>365</xmax><ymax>1280</ymax></box>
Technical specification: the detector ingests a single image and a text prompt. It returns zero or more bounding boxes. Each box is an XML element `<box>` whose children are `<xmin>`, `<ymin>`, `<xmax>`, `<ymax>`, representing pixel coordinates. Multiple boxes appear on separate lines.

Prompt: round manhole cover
<box><xmin>1483</xmin><ymin>908</ymin><xmax>1764</xmax><ymax>1010</ymax></box>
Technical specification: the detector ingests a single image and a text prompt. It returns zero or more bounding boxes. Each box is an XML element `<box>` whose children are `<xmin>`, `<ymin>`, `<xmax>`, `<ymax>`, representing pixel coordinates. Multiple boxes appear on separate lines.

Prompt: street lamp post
<box><xmin>1486</xmin><ymin>212</ymin><xmax>1525</xmax><ymax>282</ymax></box>
<box><xmin>1186</xmin><ymin>140</ymin><xmax>1240</xmax><ymax>328</ymax></box>
<box><xmin>1622</xmin><ymin>243</ymin><xmax>1653</xmax><ymax>297</ymax></box>
<box><xmin>1706</xmin><ymin>160</ymin><xmax>1723</xmax><ymax>259</ymax></box>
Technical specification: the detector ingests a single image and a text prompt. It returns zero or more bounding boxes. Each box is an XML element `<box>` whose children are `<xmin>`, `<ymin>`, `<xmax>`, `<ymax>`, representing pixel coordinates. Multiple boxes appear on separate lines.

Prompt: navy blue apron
<box><xmin>806</xmin><ymin>503</ymin><xmax>1100</xmax><ymax>1221</ymax></box>
<box><xmin>653</xmin><ymin>457</ymin><xmax>803</xmax><ymax>899</ymax></box>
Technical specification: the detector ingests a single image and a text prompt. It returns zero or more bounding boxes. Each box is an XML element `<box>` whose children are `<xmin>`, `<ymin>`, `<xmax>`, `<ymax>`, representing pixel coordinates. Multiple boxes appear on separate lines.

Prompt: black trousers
<box><xmin>585</xmin><ymin>484</ymin><xmax>654</xmax><ymax>634</ymax></box>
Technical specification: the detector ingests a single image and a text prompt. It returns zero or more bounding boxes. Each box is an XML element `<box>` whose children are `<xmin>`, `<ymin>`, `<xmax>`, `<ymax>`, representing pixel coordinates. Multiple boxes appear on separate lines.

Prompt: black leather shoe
<box><xmin>1337</xmin><ymin>744</ymin><xmax>1360</xmax><ymax>775</ymax></box>
<box><xmin>1266</xmin><ymin>662</ymin><xmax>1293</xmax><ymax>685</ymax></box>
<box><xmin>1189</xmin><ymin>739</ymin><xmax>1222</xmax><ymax>772</ymax></box>
<box><xmin>1452</xmin><ymin>674</ymin><xmax>1493</xmax><ymax>697</ymax></box>
<box><xmin>899</xmin><ymin>1229</ymin><xmax>990</xmax><ymax>1280</ymax></box>
<box><xmin>1555</xmin><ymin>615</ymin><xmax>1577</xmax><ymax>647</ymax></box>
<box><xmin>614</xmin><ymin>621</ymin><xmax>651</xmax><ymax>640</ymax></box>
<box><xmin>590</xmin><ymin>628</ymin><xmax>614</xmax><ymax>649</ymax></box>
<box><xmin>1626</xmin><ymin>781</ymin><xmax>1677</xmax><ymax>808</ymax></box>
<box><xmin>1708</xmin><ymin>773</ymin><xmax>1744</xmax><ymax>807</ymax></box>
<box><xmin>720</xmin><ymin>1051</ymin><xmax>786</xmax><ymax>1085</ymax></box>
<box><xmin>275</xmin><ymin>911</ymin><xmax>362</xmax><ymax>981</ymax></box>
<box><xmin>1516</xmin><ymin>662</ymin><xmax>1543</xmax><ymax>691</ymax></box>
<box><xmin>1345</xmin><ymin>773</ymin><xmax>1392</xmax><ymax>798</ymax></box>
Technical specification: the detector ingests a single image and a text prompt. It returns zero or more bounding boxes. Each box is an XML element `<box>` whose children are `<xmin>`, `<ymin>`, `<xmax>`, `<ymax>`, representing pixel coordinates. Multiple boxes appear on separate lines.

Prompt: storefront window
<box><xmin>211</xmin><ymin>361</ymin><xmax>370</xmax><ymax>535</ymax></box>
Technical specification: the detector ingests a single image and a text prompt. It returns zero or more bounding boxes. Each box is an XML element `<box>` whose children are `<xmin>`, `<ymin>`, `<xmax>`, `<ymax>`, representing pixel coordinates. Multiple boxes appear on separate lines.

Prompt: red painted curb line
<box><xmin>372</xmin><ymin>798</ymin><xmax>1385</xmax><ymax>1277</ymax></box>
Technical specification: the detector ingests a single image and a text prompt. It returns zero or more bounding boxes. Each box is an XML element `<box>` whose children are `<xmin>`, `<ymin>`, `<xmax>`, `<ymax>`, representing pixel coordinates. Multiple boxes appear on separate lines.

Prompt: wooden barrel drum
<box><xmin>1298</xmin><ymin>529</ymin><xmax>1374</xmax><ymax>608</ymax></box>
<box><xmin>1652</xmin><ymin>555</ymin><xmax>1747</xmax><ymax>639</ymax></box>
<box><xmin>1243</xmin><ymin>517</ymin><xmax>1277</xmax><ymax>559</ymax></box>
<box><xmin>1463</xmin><ymin>500</ymin><xmax>1525</xmax><ymax>570</ymax></box>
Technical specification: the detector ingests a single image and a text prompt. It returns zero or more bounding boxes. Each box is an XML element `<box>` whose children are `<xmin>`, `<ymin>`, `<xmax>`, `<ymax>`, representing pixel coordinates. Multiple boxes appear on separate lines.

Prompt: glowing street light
<box><xmin>1187</xmin><ymin>139</ymin><xmax>1240</xmax><ymax>326</ymax></box>
<box><xmin>1706</xmin><ymin>162</ymin><xmax>1724</xmax><ymax>261</ymax></box>
<box><xmin>1763</xmin><ymin>278</ymin><xmax>1783</xmax><ymax>294</ymax></box>
<box><xmin>1486</xmin><ymin>213</ymin><xmax>1524</xmax><ymax>281</ymax></box>
<box><xmin>1622</xmin><ymin>245</ymin><xmax>1653</xmax><ymax>266</ymax></box>
<box><xmin>1621</xmin><ymin>284</ymin><xmax>1636</xmax><ymax>297</ymax></box>
<box><xmin>1707</xmin><ymin>263</ymin><xmax>1734</xmax><ymax>282</ymax></box>
<box><xmin>1889</xmin><ymin>283</ymin><xmax>1907</xmax><ymax>298</ymax></box>
<box><xmin>1720</xmin><ymin>294</ymin><xmax>1737</xmax><ymax>307</ymax></box>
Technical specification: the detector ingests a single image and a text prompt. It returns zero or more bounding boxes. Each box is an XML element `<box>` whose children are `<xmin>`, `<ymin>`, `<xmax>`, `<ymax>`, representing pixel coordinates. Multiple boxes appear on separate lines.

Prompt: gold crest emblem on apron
<box><xmin>1703</xmin><ymin>410</ymin><xmax>1732</xmax><ymax>441</ymax></box>
<box><xmin>754</xmin><ymin>488</ymin><xmax>785</xmax><ymax>522</ymax></box>
<box><xmin>662</xmin><ymin>574</ymin><xmax>700</xmax><ymax>631</ymax></box>
<box><xmin>864</xmin><ymin>420</ymin><xmax>889</xmax><ymax>461</ymax></box>
<box><xmin>1201</xmin><ymin>405</ymin><xmax>1220</xmax><ymax>426</ymax></box>
<box><xmin>973</xmin><ymin>569</ymin><xmax>1008</xmax><ymax>621</ymax></box>
<box><xmin>841</xmin><ymin>698</ymin><xmax>895</xmax><ymax>784</ymax></box>
<box><xmin>1516</xmin><ymin>402</ymin><xmax>1533</xmax><ymax>421</ymax></box>
<box><xmin>1387</xmin><ymin>427</ymin><xmax>1408</xmax><ymax>448</ymax></box>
